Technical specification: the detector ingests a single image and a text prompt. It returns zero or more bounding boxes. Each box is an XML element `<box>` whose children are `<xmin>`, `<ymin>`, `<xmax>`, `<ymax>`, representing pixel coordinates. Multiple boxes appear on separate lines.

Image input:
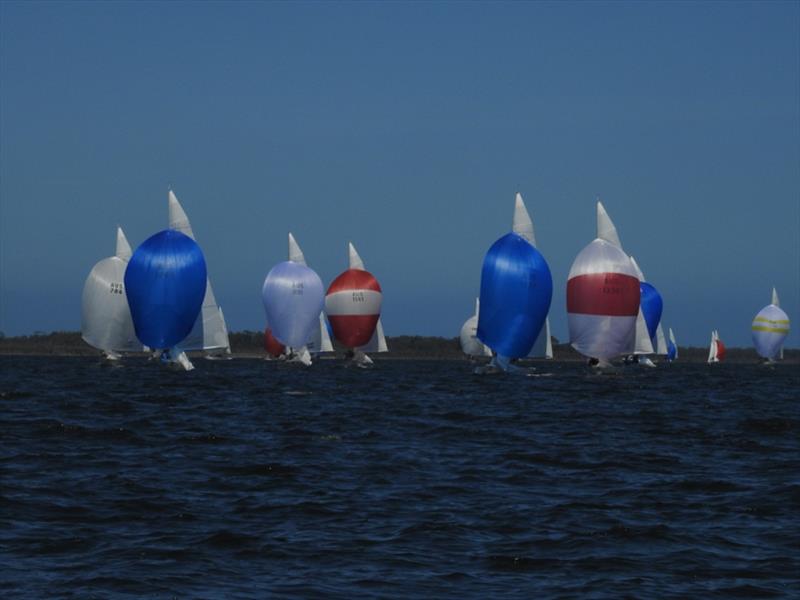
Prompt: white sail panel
<box><xmin>655</xmin><ymin>323</ymin><xmax>668</xmax><ymax>354</ymax></box>
<box><xmin>597</xmin><ymin>201</ymin><xmax>622</xmax><ymax>249</ymax></box>
<box><xmin>82</xmin><ymin>256</ymin><xmax>141</xmax><ymax>353</ymax></box>
<box><xmin>348</xmin><ymin>242</ymin><xmax>366</xmax><ymax>270</ymax></box>
<box><xmin>168</xmin><ymin>189</ymin><xmax>195</xmax><ymax>239</ymax></box>
<box><xmin>752</xmin><ymin>302</ymin><xmax>790</xmax><ymax>360</ymax></box>
<box><xmin>512</xmin><ymin>192</ymin><xmax>536</xmax><ymax>247</ymax></box>
<box><xmin>115</xmin><ymin>227</ymin><xmax>132</xmax><ymax>261</ymax></box>
<box><xmin>288</xmin><ymin>232</ymin><xmax>307</xmax><ymax>266</ymax></box>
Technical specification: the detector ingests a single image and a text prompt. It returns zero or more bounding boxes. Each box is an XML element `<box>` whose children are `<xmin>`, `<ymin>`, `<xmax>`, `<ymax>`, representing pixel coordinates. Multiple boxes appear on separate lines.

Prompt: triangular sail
<box><xmin>708</xmin><ymin>330</ymin><xmax>718</xmax><ymax>363</ymax></box>
<box><xmin>167</xmin><ymin>189</ymin><xmax>230</xmax><ymax>353</ymax></box>
<box><xmin>512</xmin><ymin>192</ymin><xmax>536</xmax><ymax>247</ymax></box>
<box><xmin>289</xmin><ymin>232</ymin><xmax>306</xmax><ymax>266</ymax></box>
<box><xmin>115</xmin><ymin>227</ymin><xmax>132</xmax><ymax>261</ymax></box>
<box><xmin>655</xmin><ymin>323</ymin><xmax>668</xmax><ymax>354</ymax></box>
<box><xmin>348</xmin><ymin>242</ymin><xmax>365</xmax><ymax>270</ymax></box>
<box><xmin>629</xmin><ymin>257</ymin><xmax>654</xmax><ymax>355</ymax></box>
<box><xmin>597</xmin><ymin>200</ymin><xmax>622</xmax><ymax>248</ymax></box>
<box><xmin>772</xmin><ymin>287</ymin><xmax>779</xmax><ymax>307</ymax></box>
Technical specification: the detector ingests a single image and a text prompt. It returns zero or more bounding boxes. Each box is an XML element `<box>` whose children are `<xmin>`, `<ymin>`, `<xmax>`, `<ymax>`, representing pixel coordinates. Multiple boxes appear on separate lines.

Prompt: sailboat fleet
<box><xmin>81</xmin><ymin>191</ymin><xmax>791</xmax><ymax>370</ymax></box>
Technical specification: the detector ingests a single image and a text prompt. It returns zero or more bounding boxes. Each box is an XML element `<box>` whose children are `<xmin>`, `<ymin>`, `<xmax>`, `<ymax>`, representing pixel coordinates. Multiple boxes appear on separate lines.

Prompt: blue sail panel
<box><xmin>124</xmin><ymin>229</ymin><xmax>207</xmax><ymax>349</ymax></box>
<box><xmin>667</xmin><ymin>340</ymin><xmax>677</xmax><ymax>362</ymax></box>
<box><xmin>477</xmin><ymin>232</ymin><xmax>553</xmax><ymax>358</ymax></box>
<box><xmin>639</xmin><ymin>282</ymin><xmax>663</xmax><ymax>343</ymax></box>
<box><xmin>262</xmin><ymin>261</ymin><xmax>325</xmax><ymax>349</ymax></box>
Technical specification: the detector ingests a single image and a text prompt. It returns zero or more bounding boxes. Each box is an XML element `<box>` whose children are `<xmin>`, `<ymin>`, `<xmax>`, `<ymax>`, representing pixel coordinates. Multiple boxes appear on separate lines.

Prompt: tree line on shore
<box><xmin>0</xmin><ymin>331</ymin><xmax>795</xmax><ymax>363</ymax></box>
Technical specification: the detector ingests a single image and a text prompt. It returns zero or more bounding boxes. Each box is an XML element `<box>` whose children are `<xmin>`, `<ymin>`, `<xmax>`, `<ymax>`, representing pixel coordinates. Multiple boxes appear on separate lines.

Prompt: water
<box><xmin>2</xmin><ymin>356</ymin><xmax>798</xmax><ymax>598</ymax></box>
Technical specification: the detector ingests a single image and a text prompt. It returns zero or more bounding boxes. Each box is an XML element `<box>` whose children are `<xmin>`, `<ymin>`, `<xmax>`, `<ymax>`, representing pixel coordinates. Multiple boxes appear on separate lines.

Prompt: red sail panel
<box><xmin>327</xmin><ymin>269</ymin><xmax>382</xmax><ymax>295</ymax></box>
<box><xmin>264</xmin><ymin>327</ymin><xmax>285</xmax><ymax>357</ymax></box>
<box><xmin>716</xmin><ymin>340</ymin><xmax>726</xmax><ymax>361</ymax></box>
<box><xmin>567</xmin><ymin>273</ymin><xmax>640</xmax><ymax>317</ymax></box>
<box><xmin>328</xmin><ymin>314</ymin><xmax>380</xmax><ymax>348</ymax></box>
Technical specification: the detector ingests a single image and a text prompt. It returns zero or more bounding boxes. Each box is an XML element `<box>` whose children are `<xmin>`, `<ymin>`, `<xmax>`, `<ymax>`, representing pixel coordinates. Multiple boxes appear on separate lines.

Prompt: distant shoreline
<box><xmin>0</xmin><ymin>331</ymin><xmax>796</xmax><ymax>364</ymax></box>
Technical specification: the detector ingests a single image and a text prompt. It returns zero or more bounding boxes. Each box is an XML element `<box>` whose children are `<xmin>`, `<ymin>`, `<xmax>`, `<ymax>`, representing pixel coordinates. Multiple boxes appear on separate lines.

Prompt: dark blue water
<box><xmin>2</xmin><ymin>356</ymin><xmax>798</xmax><ymax>598</ymax></box>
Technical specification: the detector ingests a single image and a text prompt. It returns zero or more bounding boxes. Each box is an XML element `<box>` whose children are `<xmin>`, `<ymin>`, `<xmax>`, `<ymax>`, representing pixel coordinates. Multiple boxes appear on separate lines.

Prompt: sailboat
<box><xmin>476</xmin><ymin>194</ymin><xmax>552</xmax><ymax>372</ymax></box>
<box><xmin>460</xmin><ymin>298</ymin><xmax>493</xmax><ymax>358</ymax></box>
<box><xmin>124</xmin><ymin>229</ymin><xmax>208</xmax><ymax>371</ymax></box>
<box><xmin>707</xmin><ymin>330</ymin><xmax>726</xmax><ymax>363</ymax></box>
<box><xmin>666</xmin><ymin>327</ymin><xmax>678</xmax><ymax>362</ymax></box>
<box><xmin>168</xmin><ymin>190</ymin><xmax>231</xmax><ymax>358</ymax></box>
<box><xmin>567</xmin><ymin>202</ymin><xmax>640</xmax><ymax>366</ymax></box>
<box><xmin>325</xmin><ymin>242</ymin><xmax>386</xmax><ymax>365</ymax></box>
<box><xmin>261</xmin><ymin>234</ymin><xmax>326</xmax><ymax>367</ymax></box>
<box><xmin>752</xmin><ymin>287</ymin><xmax>790</xmax><ymax>361</ymax></box>
<box><xmin>513</xmin><ymin>193</ymin><xmax>553</xmax><ymax>359</ymax></box>
<box><xmin>81</xmin><ymin>227</ymin><xmax>143</xmax><ymax>360</ymax></box>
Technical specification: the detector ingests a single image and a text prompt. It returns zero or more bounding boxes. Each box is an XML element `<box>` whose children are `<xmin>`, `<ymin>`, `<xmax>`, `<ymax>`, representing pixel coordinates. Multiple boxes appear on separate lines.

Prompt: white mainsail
<box><xmin>81</xmin><ymin>227</ymin><xmax>142</xmax><ymax>357</ymax></box>
<box><xmin>629</xmin><ymin>256</ymin><xmax>655</xmax><ymax>356</ymax></box>
<box><xmin>349</xmin><ymin>242</ymin><xmax>388</xmax><ymax>354</ymax></box>
<box><xmin>513</xmin><ymin>193</ymin><xmax>553</xmax><ymax>359</ymax></box>
<box><xmin>707</xmin><ymin>330</ymin><xmax>718</xmax><ymax>363</ymax></box>
<box><xmin>168</xmin><ymin>189</ymin><xmax>231</xmax><ymax>354</ymax></box>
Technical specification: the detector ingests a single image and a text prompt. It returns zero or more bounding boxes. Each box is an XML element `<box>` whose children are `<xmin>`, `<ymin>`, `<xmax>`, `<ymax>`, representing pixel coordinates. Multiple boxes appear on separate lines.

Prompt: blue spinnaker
<box><xmin>262</xmin><ymin>261</ymin><xmax>325</xmax><ymax>349</ymax></box>
<box><xmin>477</xmin><ymin>232</ymin><xmax>552</xmax><ymax>358</ymax></box>
<box><xmin>124</xmin><ymin>229</ymin><xmax>207</xmax><ymax>349</ymax></box>
<box><xmin>639</xmin><ymin>282</ymin><xmax>663</xmax><ymax>343</ymax></box>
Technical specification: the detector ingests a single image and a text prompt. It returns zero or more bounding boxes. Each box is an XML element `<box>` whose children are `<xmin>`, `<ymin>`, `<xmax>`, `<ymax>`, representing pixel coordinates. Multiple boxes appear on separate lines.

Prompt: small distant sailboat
<box><xmin>81</xmin><ymin>227</ymin><xmax>143</xmax><ymax>360</ymax></box>
<box><xmin>460</xmin><ymin>298</ymin><xmax>492</xmax><ymax>358</ymax></box>
<box><xmin>752</xmin><ymin>287</ymin><xmax>790</xmax><ymax>362</ymax></box>
<box><xmin>707</xmin><ymin>330</ymin><xmax>726</xmax><ymax>363</ymax></box>
<box><xmin>261</xmin><ymin>234</ymin><xmax>326</xmax><ymax>367</ymax></box>
<box><xmin>325</xmin><ymin>242</ymin><xmax>386</xmax><ymax>366</ymax></box>
<box><xmin>567</xmin><ymin>201</ymin><xmax>640</xmax><ymax>367</ymax></box>
<box><xmin>124</xmin><ymin>229</ymin><xmax>208</xmax><ymax>371</ymax></box>
<box><xmin>168</xmin><ymin>190</ymin><xmax>231</xmax><ymax>359</ymax></box>
<box><xmin>477</xmin><ymin>193</ymin><xmax>552</xmax><ymax>372</ymax></box>
<box><xmin>666</xmin><ymin>327</ymin><xmax>678</xmax><ymax>362</ymax></box>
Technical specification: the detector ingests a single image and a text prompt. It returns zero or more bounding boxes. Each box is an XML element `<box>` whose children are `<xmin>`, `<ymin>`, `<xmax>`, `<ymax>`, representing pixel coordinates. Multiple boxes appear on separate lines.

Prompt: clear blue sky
<box><xmin>1</xmin><ymin>1</ymin><xmax>798</xmax><ymax>348</ymax></box>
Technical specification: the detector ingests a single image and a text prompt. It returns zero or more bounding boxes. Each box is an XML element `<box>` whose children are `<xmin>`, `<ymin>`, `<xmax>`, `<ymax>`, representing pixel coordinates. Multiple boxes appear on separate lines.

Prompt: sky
<box><xmin>1</xmin><ymin>0</ymin><xmax>798</xmax><ymax>348</ymax></box>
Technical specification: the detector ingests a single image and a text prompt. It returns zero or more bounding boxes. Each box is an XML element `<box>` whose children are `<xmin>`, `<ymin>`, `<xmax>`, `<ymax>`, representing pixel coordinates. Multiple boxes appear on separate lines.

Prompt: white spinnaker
<box><xmin>752</xmin><ymin>288</ymin><xmax>790</xmax><ymax>360</ymax></box>
<box><xmin>513</xmin><ymin>193</ymin><xmax>552</xmax><ymax>359</ymax></box>
<box><xmin>81</xmin><ymin>227</ymin><xmax>142</xmax><ymax>353</ymax></box>
<box><xmin>288</xmin><ymin>232</ymin><xmax>331</xmax><ymax>353</ymax></box>
<box><xmin>567</xmin><ymin>202</ymin><xmax>639</xmax><ymax>360</ymax></box>
<box><xmin>349</xmin><ymin>242</ymin><xmax>388</xmax><ymax>353</ymax></box>
<box><xmin>168</xmin><ymin>189</ymin><xmax>230</xmax><ymax>352</ymax></box>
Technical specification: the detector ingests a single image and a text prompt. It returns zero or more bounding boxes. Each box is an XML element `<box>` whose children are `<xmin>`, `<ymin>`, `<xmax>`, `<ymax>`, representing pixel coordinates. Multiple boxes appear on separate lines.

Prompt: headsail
<box><xmin>629</xmin><ymin>256</ymin><xmax>656</xmax><ymax>355</ymax></box>
<box><xmin>597</xmin><ymin>200</ymin><xmax>622</xmax><ymax>248</ymax></box>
